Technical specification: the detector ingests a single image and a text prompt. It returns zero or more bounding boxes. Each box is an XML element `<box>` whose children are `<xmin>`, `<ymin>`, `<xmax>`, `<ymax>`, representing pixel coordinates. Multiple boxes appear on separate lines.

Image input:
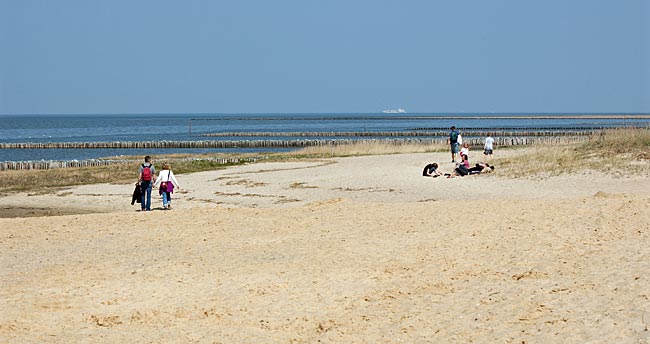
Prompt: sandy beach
<box><xmin>1</xmin><ymin>150</ymin><xmax>650</xmax><ymax>343</ymax></box>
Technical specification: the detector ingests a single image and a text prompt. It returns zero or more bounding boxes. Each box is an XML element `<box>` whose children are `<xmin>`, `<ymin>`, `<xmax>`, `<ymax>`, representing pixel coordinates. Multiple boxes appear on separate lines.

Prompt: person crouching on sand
<box><xmin>154</xmin><ymin>162</ymin><xmax>181</xmax><ymax>210</ymax></box>
<box><xmin>422</xmin><ymin>162</ymin><xmax>443</xmax><ymax>178</ymax></box>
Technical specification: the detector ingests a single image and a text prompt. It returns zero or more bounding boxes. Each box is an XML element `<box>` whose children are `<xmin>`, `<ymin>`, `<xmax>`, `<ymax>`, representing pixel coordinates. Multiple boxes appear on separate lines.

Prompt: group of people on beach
<box><xmin>133</xmin><ymin>155</ymin><xmax>181</xmax><ymax>211</ymax></box>
<box><xmin>422</xmin><ymin>126</ymin><xmax>495</xmax><ymax>178</ymax></box>
<box><xmin>133</xmin><ymin>127</ymin><xmax>492</xmax><ymax>209</ymax></box>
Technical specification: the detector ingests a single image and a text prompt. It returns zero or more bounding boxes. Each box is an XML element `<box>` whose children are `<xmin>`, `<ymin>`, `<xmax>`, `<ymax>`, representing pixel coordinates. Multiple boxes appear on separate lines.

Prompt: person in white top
<box><xmin>154</xmin><ymin>162</ymin><xmax>181</xmax><ymax>210</ymax></box>
<box><xmin>460</xmin><ymin>143</ymin><xmax>470</xmax><ymax>159</ymax></box>
<box><xmin>483</xmin><ymin>133</ymin><xmax>495</xmax><ymax>160</ymax></box>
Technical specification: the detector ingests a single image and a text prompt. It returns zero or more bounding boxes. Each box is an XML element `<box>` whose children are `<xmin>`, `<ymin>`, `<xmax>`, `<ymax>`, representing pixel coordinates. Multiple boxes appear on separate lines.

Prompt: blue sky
<box><xmin>1</xmin><ymin>0</ymin><xmax>648</xmax><ymax>114</ymax></box>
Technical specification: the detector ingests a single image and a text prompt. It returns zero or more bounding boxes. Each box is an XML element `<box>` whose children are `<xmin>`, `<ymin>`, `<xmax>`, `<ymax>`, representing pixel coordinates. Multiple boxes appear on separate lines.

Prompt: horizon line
<box><xmin>2</xmin><ymin>111</ymin><xmax>650</xmax><ymax>116</ymax></box>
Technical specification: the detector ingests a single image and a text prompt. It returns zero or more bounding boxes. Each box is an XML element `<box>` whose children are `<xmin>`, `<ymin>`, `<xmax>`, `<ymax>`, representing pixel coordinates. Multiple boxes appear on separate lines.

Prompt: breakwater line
<box><xmin>0</xmin><ymin>136</ymin><xmax>590</xmax><ymax>170</ymax></box>
<box><xmin>189</xmin><ymin>114</ymin><xmax>650</xmax><ymax>121</ymax></box>
<box><xmin>200</xmin><ymin>130</ymin><xmax>596</xmax><ymax>138</ymax></box>
<box><xmin>0</xmin><ymin>136</ymin><xmax>589</xmax><ymax>150</ymax></box>
<box><xmin>0</xmin><ymin>157</ymin><xmax>259</xmax><ymax>171</ymax></box>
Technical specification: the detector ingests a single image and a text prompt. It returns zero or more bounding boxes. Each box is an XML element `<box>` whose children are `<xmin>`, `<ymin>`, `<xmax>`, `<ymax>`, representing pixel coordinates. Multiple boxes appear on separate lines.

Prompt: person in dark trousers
<box><xmin>448</xmin><ymin>153</ymin><xmax>470</xmax><ymax>178</ymax></box>
<box><xmin>138</xmin><ymin>156</ymin><xmax>156</xmax><ymax>211</ymax></box>
<box><xmin>468</xmin><ymin>163</ymin><xmax>495</xmax><ymax>174</ymax></box>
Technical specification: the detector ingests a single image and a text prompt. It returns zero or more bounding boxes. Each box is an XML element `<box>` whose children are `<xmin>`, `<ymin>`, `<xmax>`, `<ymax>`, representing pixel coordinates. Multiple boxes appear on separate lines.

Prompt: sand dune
<box><xmin>1</xmin><ymin>152</ymin><xmax>649</xmax><ymax>343</ymax></box>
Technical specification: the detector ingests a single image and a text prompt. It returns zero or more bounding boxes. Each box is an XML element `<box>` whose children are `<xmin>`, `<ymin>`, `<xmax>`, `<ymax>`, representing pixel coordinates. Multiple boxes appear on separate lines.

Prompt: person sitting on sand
<box><xmin>153</xmin><ymin>162</ymin><xmax>181</xmax><ymax>210</ymax></box>
<box><xmin>468</xmin><ymin>163</ymin><xmax>495</xmax><ymax>175</ymax></box>
<box><xmin>459</xmin><ymin>153</ymin><xmax>470</xmax><ymax>168</ymax></box>
<box><xmin>448</xmin><ymin>154</ymin><xmax>470</xmax><ymax>178</ymax></box>
<box><xmin>422</xmin><ymin>162</ymin><xmax>443</xmax><ymax>178</ymax></box>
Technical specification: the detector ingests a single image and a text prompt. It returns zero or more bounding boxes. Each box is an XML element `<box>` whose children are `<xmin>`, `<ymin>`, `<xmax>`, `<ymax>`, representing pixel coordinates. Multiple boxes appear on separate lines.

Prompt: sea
<box><xmin>1</xmin><ymin>113</ymin><xmax>648</xmax><ymax>162</ymax></box>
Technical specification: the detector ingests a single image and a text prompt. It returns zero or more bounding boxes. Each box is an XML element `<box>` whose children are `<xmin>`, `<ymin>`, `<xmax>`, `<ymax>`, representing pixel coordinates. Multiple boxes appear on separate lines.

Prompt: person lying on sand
<box><xmin>468</xmin><ymin>163</ymin><xmax>495</xmax><ymax>175</ymax></box>
<box><xmin>447</xmin><ymin>161</ymin><xmax>495</xmax><ymax>178</ymax></box>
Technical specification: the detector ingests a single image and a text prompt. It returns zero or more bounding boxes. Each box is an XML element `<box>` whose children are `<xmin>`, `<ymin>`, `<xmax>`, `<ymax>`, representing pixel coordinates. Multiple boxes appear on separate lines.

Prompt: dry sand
<box><xmin>1</xmin><ymin>151</ymin><xmax>649</xmax><ymax>343</ymax></box>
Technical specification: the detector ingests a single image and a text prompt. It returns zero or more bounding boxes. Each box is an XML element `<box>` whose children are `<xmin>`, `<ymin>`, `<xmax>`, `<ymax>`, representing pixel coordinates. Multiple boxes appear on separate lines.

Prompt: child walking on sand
<box><xmin>154</xmin><ymin>162</ymin><xmax>181</xmax><ymax>210</ymax></box>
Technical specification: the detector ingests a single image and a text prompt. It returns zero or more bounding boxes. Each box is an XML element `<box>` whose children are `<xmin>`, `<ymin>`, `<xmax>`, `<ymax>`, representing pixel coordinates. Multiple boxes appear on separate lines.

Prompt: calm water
<box><xmin>1</xmin><ymin>113</ymin><xmax>648</xmax><ymax>161</ymax></box>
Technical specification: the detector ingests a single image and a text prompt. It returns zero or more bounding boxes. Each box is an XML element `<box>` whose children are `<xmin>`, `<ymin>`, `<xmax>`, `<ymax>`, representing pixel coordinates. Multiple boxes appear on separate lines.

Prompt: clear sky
<box><xmin>1</xmin><ymin>0</ymin><xmax>648</xmax><ymax>115</ymax></box>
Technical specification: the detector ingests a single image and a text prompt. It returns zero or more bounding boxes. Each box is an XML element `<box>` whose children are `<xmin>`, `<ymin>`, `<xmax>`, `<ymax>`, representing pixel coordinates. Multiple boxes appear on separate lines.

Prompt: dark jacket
<box><xmin>131</xmin><ymin>183</ymin><xmax>142</xmax><ymax>205</ymax></box>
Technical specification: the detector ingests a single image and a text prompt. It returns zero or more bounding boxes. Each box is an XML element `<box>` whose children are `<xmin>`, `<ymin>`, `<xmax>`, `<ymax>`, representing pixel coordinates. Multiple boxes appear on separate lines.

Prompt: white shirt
<box><xmin>485</xmin><ymin>137</ymin><xmax>494</xmax><ymax>150</ymax></box>
<box><xmin>154</xmin><ymin>169</ymin><xmax>181</xmax><ymax>188</ymax></box>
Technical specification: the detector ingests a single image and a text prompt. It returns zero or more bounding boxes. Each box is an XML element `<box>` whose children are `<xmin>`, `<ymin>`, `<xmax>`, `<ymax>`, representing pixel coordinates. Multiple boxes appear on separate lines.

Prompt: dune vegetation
<box><xmin>493</xmin><ymin>128</ymin><xmax>650</xmax><ymax>178</ymax></box>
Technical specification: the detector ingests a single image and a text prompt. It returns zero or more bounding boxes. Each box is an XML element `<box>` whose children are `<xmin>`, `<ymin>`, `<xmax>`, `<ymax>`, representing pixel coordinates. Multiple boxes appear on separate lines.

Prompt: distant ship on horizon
<box><xmin>382</xmin><ymin>107</ymin><xmax>406</xmax><ymax>114</ymax></box>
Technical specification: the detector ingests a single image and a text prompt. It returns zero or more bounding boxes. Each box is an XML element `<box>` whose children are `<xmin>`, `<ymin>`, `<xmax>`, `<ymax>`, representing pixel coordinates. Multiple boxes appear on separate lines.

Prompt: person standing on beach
<box><xmin>484</xmin><ymin>133</ymin><xmax>495</xmax><ymax>160</ymax></box>
<box><xmin>138</xmin><ymin>156</ymin><xmax>156</xmax><ymax>211</ymax></box>
<box><xmin>154</xmin><ymin>162</ymin><xmax>181</xmax><ymax>210</ymax></box>
<box><xmin>448</xmin><ymin>126</ymin><xmax>460</xmax><ymax>162</ymax></box>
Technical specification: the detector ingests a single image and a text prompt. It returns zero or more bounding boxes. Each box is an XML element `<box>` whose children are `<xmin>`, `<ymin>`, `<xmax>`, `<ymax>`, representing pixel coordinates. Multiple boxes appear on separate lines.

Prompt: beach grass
<box><xmin>493</xmin><ymin>128</ymin><xmax>650</xmax><ymax>177</ymax></box>
<box><xmin>283</xmin><ymin>141</ymin><xmax>447</xmax><ymax>158</ymax></box>
<box><xmin>0</xmin><ymin>158</ymin><xmax>249</xmax><ymax>194</ymax></box>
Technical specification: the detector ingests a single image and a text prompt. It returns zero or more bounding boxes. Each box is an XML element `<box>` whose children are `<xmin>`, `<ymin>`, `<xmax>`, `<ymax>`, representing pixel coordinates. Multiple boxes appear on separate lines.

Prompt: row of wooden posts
<box><xmin>0</xmin><ymin>135</ymin><xmax>589</xmax><ymax>150</ymax></box>
<box><xmin>0</xmin><ymin>157</ymin><xmax>259</xmax><ymax>171</ymax></box>
<box><xmin>0</xmin><ymin>136</ymin><xmax>590</xmax><ymax>171</ymax></box>
<box><xmin>201</xmin><ymin>130</ymin><xmax>595</xmax><ymax>138</ymax></box>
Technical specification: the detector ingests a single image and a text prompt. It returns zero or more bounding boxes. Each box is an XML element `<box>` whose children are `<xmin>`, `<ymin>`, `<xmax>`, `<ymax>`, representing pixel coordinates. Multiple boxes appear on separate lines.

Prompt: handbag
<box><xmin>164</xmin><ymin>170</ymin><xmax>174</xmax><ymax>193</ymax></box>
